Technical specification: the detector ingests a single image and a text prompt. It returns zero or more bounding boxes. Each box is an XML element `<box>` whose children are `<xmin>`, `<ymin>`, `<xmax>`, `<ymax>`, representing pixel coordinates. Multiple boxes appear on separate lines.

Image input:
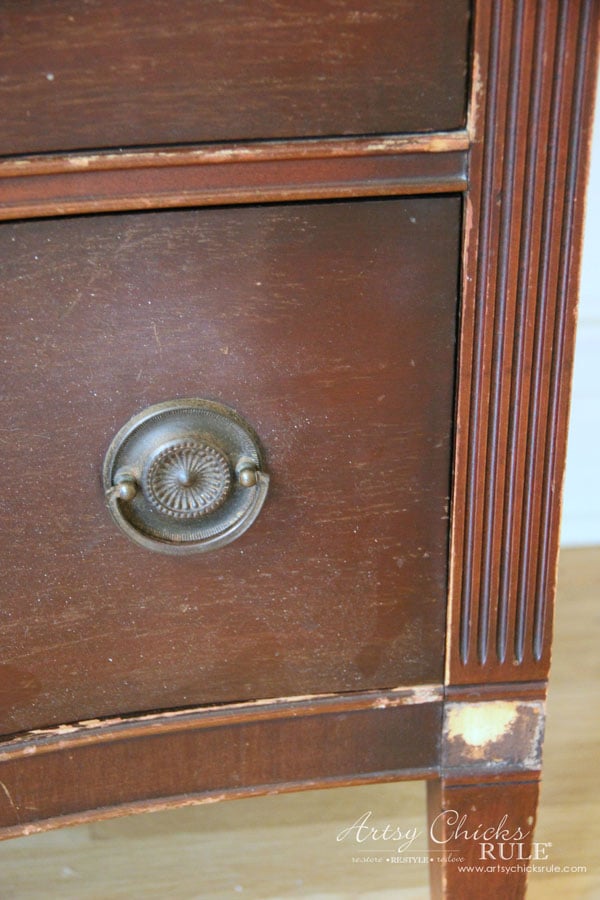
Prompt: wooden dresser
<box><xmin>0</xmin><ymin>2</ymin><xmax>597</xmax><ymax>896</ymax></box>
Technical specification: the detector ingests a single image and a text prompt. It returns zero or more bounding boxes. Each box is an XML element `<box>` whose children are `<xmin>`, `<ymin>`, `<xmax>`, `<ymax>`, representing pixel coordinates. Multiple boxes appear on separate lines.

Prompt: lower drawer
<box><xmin>0</xmin><ymin>197</ymin><xmax>460</xmax><ymax>734</ymax></box>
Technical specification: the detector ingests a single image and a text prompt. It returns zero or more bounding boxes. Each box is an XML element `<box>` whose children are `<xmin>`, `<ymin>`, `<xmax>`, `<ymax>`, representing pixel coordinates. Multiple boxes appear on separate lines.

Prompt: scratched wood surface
<box><xmin>0</xmin><ymin>198</ymin><xmax>460</xmax><ymax>734</ymax></box>
<box><xmin>0</xmin><ymin>547</ymin><xmax>595</xmax><ymax>898</ymax></box>
<box><xmin>0</xmin><ymin>0</ymin><xmax>470</xmax><ymax>156</ymax></box>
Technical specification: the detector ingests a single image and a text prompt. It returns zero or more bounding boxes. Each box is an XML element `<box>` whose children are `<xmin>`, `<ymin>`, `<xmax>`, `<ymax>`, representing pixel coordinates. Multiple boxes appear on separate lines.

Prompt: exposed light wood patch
<box><xmin>443</xmin><ymin>700</ymin><xmax>545</xmax><ymax>772</ymax></box>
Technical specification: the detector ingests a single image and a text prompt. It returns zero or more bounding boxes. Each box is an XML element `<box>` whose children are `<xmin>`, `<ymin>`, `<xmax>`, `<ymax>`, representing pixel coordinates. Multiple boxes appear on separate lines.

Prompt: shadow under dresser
<box><xmin>0</xmin><ymin>2</ymin><xmax>597</xmax><ymax>897</ymax></box>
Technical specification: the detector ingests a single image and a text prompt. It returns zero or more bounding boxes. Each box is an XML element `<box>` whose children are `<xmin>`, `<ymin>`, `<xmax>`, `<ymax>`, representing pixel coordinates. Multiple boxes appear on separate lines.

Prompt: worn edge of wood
<box><xmin>431</xmin><ymin>770</ymin><xmax>542</xmax><ymax>790</ymax></box>
<box><xmin>0</xmin><ymin>684</ymin><xmax>443</xmax><ymax>761</ymax></box>
<box><xmin>442</xmin><ymin>700</ymin><xmax>545</xmax><ymax>774</ymax></box>
<box><xmin>444</xmin><ymin>680</ymin><xmax>547</xmax><ymax>704</ymax></box>
<box><xmin>0</xmin><ymin>768</ymin><xmax>438</xmax><ymax>843</ymax></box>
<box><xmin>0</xmin><ymin>131</ymin><xmax>469</xmax><ymax>177</ymax></box>
<box><xmin>0</xmin><ymin>689</ymin><xmax>443</xmax><ymax>840</ymax></box>
<box><xmin>447</xmin><ymin>0</ymin><xmax>600</xmax><ymax>684</ymax></box>
<box><xmin>0</xmin><ymin>148</ymin><xmax>467</xmax><ymax>221</ymax></box>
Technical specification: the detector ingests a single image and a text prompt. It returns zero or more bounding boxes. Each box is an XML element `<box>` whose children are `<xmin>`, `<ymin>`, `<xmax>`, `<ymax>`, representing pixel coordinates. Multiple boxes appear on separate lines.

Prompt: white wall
<box><xmin>560</xmin><ymin>85</ymin><xmax>600</xmax><ymax>546</ymax></box>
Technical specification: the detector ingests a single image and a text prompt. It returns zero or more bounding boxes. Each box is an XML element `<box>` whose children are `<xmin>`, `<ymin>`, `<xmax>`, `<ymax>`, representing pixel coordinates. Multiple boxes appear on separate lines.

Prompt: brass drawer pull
<box><xmin>103</xmin><ymin>399</ymin><xmax>269</xmax><ymax>554</ymax></box>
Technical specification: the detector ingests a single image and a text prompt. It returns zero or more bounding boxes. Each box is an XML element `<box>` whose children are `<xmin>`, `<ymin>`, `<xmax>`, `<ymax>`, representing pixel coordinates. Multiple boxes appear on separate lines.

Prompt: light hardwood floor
<box><xmin>0</xmin><ymin>547</ymin><xmax>597</xmax><ymax>899</ymax></box>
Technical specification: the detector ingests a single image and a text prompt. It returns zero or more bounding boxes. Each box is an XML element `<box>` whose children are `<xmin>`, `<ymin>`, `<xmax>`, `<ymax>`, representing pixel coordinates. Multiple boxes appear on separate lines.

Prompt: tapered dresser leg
<box><xmin>426</xmin><ymin>775</ymin><xmax>541</xmax><ymax>900</ymax></box>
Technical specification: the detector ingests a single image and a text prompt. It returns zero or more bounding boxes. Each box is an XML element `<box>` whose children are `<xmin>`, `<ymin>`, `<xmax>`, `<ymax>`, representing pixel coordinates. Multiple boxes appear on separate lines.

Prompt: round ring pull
<box><xmin>103</xmin><ymin>399</ymin><xmax>269</xmax><ymax>554</ymax></box>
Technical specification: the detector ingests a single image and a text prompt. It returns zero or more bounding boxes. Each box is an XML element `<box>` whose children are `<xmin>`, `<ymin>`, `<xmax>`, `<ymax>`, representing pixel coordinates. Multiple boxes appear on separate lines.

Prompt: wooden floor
<box><xmin>0</xmin><ymin>547</ymin><xmax>597</xmax><ymax>899</ymax></box>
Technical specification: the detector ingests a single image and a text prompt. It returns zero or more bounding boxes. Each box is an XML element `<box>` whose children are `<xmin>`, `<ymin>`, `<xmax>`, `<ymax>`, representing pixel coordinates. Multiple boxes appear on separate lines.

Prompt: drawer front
<box><xmin>0</xmin><ymin>198</ymin><xmax>459</xmax><ymax>734</ymax></box>
<box><xmin>0</xmin><ymin>0</ymin><xmax>470</xmax><ymax>156</ymax></box>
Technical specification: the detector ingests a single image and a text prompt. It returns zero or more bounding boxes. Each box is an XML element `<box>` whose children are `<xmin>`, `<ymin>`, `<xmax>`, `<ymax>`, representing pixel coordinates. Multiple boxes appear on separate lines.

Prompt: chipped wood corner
<box><xmin>442</xmin><ymin>700</ymin><xmax>546</xmax><ymax>774</ymax></box>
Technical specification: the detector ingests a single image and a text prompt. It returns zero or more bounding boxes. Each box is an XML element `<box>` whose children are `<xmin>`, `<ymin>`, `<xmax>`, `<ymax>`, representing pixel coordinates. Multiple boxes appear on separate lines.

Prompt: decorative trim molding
<box><xmin>448</xmin><ymin>0</ymin><xmax>600</xmax><ymax>683</ymax></box>
<box><xmin>0</xmin><ymin>687</ymin><xmax>442</xmax><ymax>838</ymax></box>
<box><xmin>0</xmin><ymin>134</ymin><xmax>468</xmax><ymax>221</ymax></box>
<box><xmin>0</xmin><ymin>131</ymin><xmax>469</xmax><ymax>176</ymax></box>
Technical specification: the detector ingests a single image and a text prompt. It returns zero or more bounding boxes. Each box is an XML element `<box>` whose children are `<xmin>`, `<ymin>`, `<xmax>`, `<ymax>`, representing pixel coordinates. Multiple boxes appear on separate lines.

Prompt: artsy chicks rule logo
<box><xmin>337</xmin><ymin>811</ymin><xmax>421</xmax><ymax>853</ymax></box>
<box><xmin>336</xmin><ymin>810</ymin><xmax>552</xmax><ymax>862</ymax></box>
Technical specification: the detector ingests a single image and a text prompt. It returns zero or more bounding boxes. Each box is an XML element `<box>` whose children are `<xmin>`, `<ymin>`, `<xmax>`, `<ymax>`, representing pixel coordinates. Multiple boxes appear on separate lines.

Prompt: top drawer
<box><xmin>0</xmin><ymin>0</ymin><xmax>471</xmax><ymax>157</ymax></box>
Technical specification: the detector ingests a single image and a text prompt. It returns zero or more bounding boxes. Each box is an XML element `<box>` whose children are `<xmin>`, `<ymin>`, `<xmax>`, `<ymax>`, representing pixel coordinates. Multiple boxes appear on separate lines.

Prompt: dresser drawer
<box><xmin>0</xmin><ymin>0</ymin><xmax>470</xmax><ymax>157</ymax></box>
<box><xmin>0</xmin><ymin>197</ymin><xmax>460</xmax><ymax>734</ymax></box>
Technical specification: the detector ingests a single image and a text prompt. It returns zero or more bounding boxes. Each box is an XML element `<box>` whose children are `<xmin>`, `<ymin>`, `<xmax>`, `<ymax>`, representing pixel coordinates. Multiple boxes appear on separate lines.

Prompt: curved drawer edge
<box><xmin>0</xmin><ymin>687</ymin><xmax>443</xmax><ymax>839</ymax></box>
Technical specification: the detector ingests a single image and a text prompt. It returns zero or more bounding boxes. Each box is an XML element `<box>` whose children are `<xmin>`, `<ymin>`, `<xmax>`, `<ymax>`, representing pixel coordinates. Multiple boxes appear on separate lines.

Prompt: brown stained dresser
<box><xmin>0</xmin><ymin>2</ymin><xmax>598</xmax><ymax>897</ymax></box>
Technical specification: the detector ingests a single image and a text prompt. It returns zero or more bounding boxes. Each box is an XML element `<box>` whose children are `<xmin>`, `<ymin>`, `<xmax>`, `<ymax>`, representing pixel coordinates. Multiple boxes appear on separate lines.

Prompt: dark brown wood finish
<box><xmin>0</xmin><ymin>198</ymin><xmax>460</xmax><ymax>735</ymax></box>
<box><xmin>0</xmin><ymin>0</ymin><xmax>470</xmax><ymax>156</ymax></box>
<box><xmin>0</xmin><ymin>4</ymin><xmax>598</xmax><ymax>896</ymax></box>
<box><xmin>448</xmin><ymin>0</ymin><xmax>600</xmax><ymax>683</ymax></box>
<box><xmin>0</xmin><ymin>137</ymin><xmax>468</xmax><ymax>221</ymax></box>
<box><xmin>427</xmin><ymin>776</ymin><xmax>541</xmax><ymax>900</ymax></box>
<box><xmin>0</xmin><ymin>689</ymin><xmax>442</xmax><ymax>839</ymax></box>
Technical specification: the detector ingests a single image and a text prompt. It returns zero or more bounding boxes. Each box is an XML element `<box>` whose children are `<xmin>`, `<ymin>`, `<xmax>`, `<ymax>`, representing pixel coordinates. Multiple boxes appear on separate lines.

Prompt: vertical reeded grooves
<box><xmin>477</xmin><ymin>0</ymin><xmax>525</xmax><ymax>666</ymax></box>
<box><xmin>496</xmin><ymin>1</ymin><xmax>546</xmax><ymax>665</ymax></box>
<box><xmin>459</xmin><ymin>0</ymin><xmax>503</xmax><ymax>666</ymax></box>
<box><xmin>515</xmin><ymin>0</ymin><xmax>570</xmax><ymax>665</ymax></box>
<box><xmin>514</xmin><ymin>3</ymin><xmax>568</xmax><ymax>663</ymax></box>
<box><xmin>450</xmin><ymin>0</ymin><xmax>599</xmax><ymax>684</ymax></box>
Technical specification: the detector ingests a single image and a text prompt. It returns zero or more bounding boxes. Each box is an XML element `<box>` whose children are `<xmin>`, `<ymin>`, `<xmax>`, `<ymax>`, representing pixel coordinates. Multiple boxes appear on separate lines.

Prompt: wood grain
<box><xmin>0</xmin><ymin>198</ymin><xmax>460</xmax><ymax>734</ymax></box>
<box><xmin>447</xmin><ymin>0</ymin><xmax>600</xmax><ymax>683</ymax></box>
<box><xmin>0</xmin><ymin>5</ymin><xmax>597</xmax><ymax>895</ymax></box>
<box><xmin>0</xmin><ymin>548</ymin><xmax>594</xmax><ymax>898</ymax></box>
<box><xmin>0</xmin><ymin>0</ymin><xmax>470</xmax><ymax>156</ymax></box>
<box><xmin>0</xmin><ymin>141</ymin><xmax>468</xmax><ymax>221</ymax></box>
<box><xmin>427</xmin><ymin>776</ymin><xmax>540</xmax><ymax>900</ymax></box>
<box><xmin>0</xmin><ymin>690</ymin><xmax>442</xmax><ymax>838</ymax></box>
